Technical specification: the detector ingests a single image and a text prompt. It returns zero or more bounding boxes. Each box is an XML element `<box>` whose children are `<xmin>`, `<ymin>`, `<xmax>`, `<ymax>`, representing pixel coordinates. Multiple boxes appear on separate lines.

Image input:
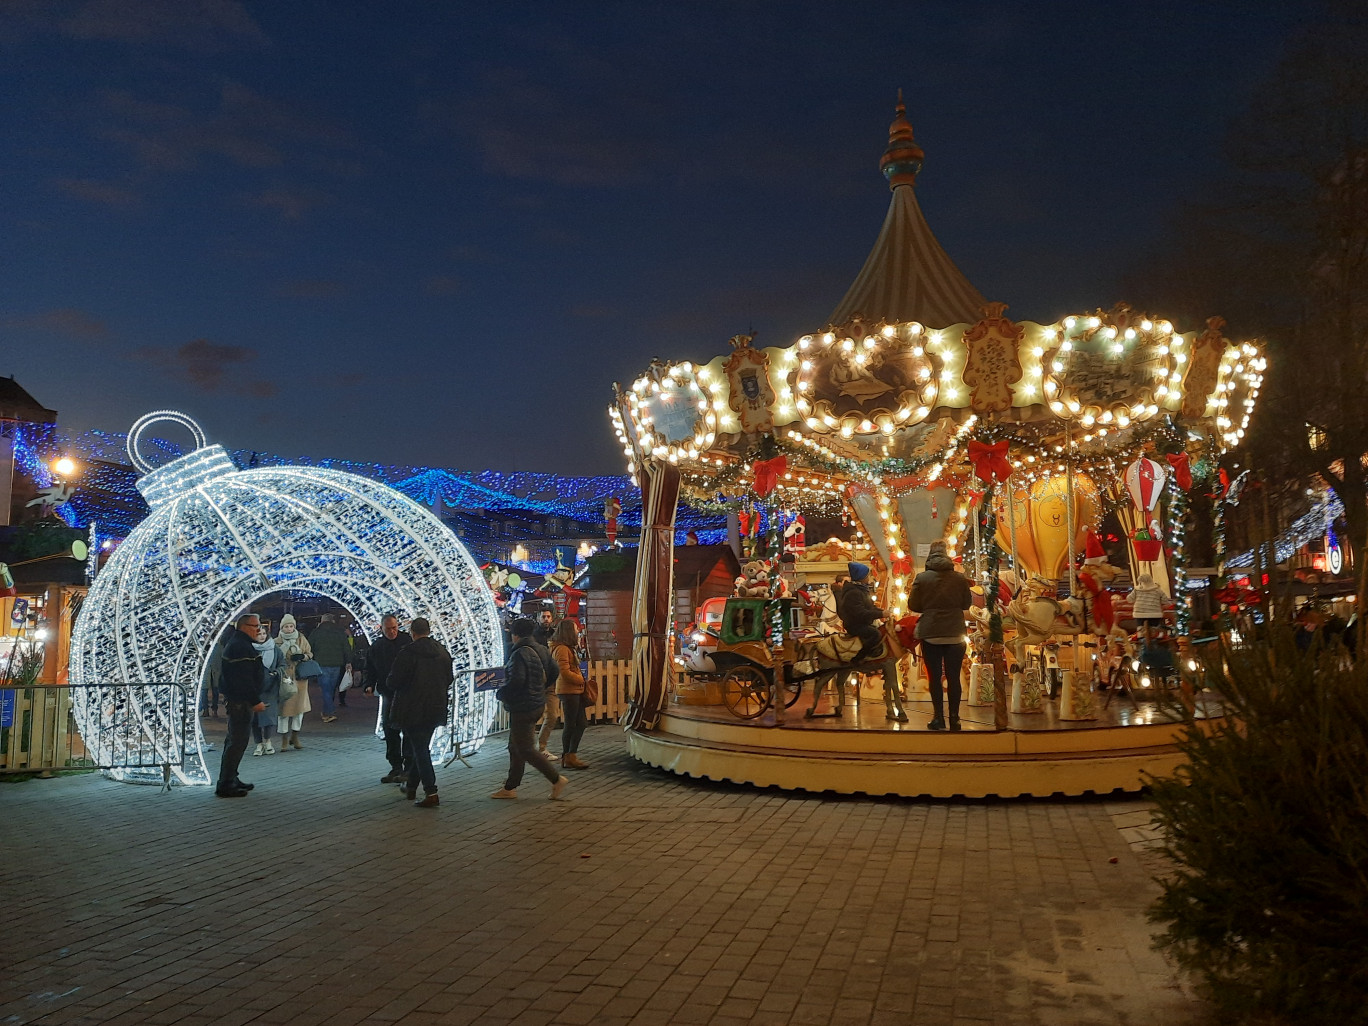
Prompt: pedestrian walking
<box><xmin>385</xmin><ymin>617</ymin><xmax>452</xmax><ymax>808</ymax></box>
<box><xmin>251</xmin><ymin>622</ymin><xmax>284</xmax><ymax>756</ymax></box>
<box><xmin>909</xmin><ymin>541</ymin><xmax>973</xmax><ymax>731</ymax></box>
<box><xmin>364</xmin><ymin>613</ymin><xmax>412</xmax><ymax>783</ymax></box>
<box><xmin>490</xmin><ymin>617</ymin><xmax>568</xmax><ymax>801</ymax></box>
<box><xmin>308</xmin><ymin>613</ymin><xmax>352</xmax><ymax>723</ymax></box>
<box><xmin>274</xmin><ymin>613</ymin><xmax>312</xmax><ymax>750</ymax></box>
<box><xmin>551</xmin><ymin>619</ymin><xmax>590</xmax><ymax>769</ymax></box>
<box><xmin>216</xmin><ymin>613</ymin><xmax>266</xmax><ymax>797</ymax></box>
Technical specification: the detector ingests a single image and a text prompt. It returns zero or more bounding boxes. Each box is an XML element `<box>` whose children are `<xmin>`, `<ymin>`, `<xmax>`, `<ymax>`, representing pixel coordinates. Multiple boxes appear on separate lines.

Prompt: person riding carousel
<box><xmin>838</xmin><ymin>562</ymin><xmax>884</xmax><ymax>661</ymax></box>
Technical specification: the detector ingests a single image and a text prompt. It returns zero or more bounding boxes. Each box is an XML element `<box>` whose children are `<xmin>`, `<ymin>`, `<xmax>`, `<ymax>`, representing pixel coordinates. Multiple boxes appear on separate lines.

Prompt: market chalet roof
<box><xmin>828</xmin><ymin>94</ymin><xmax>987</xmax><ymax>329</ymax></box>
<box><xmin>0</xmin><ymin>376</ymin><xmax>56</xmax><ymax>424</ymax></box>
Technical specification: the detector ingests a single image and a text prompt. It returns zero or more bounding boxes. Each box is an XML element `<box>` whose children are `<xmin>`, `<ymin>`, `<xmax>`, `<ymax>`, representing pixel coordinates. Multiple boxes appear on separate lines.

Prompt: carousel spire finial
<box><xmin>880</xmin><ymin>90</ymin><xmax>924</xmax><ymax>190</ymax></box>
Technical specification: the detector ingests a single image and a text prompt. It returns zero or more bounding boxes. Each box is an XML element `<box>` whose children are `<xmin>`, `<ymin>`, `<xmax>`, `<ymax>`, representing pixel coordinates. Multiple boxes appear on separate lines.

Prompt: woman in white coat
<box><xmin>274</xmin><ymin>613</ymin><xmax>313</xmax><ymax>750</ymax></box>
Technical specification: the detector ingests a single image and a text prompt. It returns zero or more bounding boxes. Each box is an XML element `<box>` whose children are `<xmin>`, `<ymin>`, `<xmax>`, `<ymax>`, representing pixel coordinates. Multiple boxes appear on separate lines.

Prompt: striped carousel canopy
<box><xmin>828</xmin><ymin>94</ymin><xmax>986</xmax><ymax>329</ymax></box>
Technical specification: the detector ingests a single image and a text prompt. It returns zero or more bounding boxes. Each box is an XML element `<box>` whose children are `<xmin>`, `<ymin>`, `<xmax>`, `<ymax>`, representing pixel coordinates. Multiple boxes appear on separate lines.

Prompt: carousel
<box><xmin>607</xmin><ymin>98</ymin><xmax>1265</xmax><ymax>798</ymax></box>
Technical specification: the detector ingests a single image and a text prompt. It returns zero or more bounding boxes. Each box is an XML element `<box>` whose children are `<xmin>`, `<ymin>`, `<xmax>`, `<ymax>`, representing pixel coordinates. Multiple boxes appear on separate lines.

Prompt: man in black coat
<box><xmin>217</xmin><ymin>612</ymin><xmax>266</xmax><ymax>798</ymax></box>
<box><xmin>386</xmin><ymin>617</ymin><xmax>452</xmax><ymax>808</ymax></box>
<box><xmin>491</xmin><ymin>617</ymin><xmax>568</xmax><ymax>801</ymax></box>
<box><xmin>533</xmin><ymin>608</ymin><xmax>556</xmax><ymax>647</ymax></box>
<box><xmin>363</xmin><ymin>614</ymin><xmax>412</xmax><ymax>783</ymax></box>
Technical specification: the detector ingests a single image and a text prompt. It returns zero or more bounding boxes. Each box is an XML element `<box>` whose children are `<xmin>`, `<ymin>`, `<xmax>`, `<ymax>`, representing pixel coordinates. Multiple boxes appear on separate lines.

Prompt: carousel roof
<box><xmin>828</xmin><ymin>96</ymin><xmax>986</xmax><ymax>329</ymax></box>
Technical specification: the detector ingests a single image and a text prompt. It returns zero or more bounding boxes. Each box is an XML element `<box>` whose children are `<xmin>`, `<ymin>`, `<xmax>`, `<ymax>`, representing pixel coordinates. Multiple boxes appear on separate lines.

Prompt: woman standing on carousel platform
<box><xmin>909</xmin><ymin>541</ymin><xmax>973</xmax><ymax>731</ymax></box>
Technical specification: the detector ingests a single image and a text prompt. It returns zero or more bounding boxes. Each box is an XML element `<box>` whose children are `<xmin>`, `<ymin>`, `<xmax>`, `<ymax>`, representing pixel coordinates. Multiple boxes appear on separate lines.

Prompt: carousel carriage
<box><xmin>684</xmin><ymin>596</ymin><xmax>908</xmax><ymax>721</ymax></box>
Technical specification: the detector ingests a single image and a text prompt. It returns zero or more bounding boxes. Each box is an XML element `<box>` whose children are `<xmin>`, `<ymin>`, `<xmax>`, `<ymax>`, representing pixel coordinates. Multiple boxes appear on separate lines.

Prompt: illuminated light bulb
<box><xmin>1141</xmin><ymin>319</ymin><xmax>1153</xmax><ymax>331</ymax></box>
<box><xmin>1088</xmin><ymin>316</ymin><xmax>1100</xmax><ymax>328</ymax></box>
<box><xmin>1064</xmin><ymin>316</ymin><xmax>1077</xmax><ymax>329</ymax></box>
<box><xmin>842</xmin><ymin>338</ymin><xmax>854</xmax><ymax>352</ymax></box>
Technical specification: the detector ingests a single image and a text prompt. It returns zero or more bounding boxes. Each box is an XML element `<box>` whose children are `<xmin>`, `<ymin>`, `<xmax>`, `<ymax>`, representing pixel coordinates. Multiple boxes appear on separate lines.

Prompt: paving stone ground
<box><xmin>1</xmin><ymin>699</ymin><xmax>1205</xmax><ymax>1026</ymax></box>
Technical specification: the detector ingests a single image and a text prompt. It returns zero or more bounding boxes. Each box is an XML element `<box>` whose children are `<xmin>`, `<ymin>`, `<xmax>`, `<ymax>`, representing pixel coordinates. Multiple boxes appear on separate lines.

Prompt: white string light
<box><xmin>69</xmin><ymin>412</ymin><xmax>504</xmax><ymax>786</ymax></box>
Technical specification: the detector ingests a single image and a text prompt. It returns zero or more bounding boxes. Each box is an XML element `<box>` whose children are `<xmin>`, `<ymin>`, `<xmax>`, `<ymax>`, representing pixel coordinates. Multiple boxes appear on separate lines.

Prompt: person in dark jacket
<box><xmin>838</xmin><ymin>562</ymin><xmax>885</xmax><ymax>660</ymax></box>
<box><xmin>307</xmin><ymin>613</ymin><xmax>352</xmax><ymax>722</ymax></box>
<box><xmin>908</xmin><ymin>541</ymin><xmax>973</xmax><ymax>731</ymax></box>
<box><xmin>533</xmin><ymin>608</ymin><xmax>556</xmax><ymax>647</ymax></box>
<box><xmin>364</xmin><ymin>614</ymin><xmax>413</xmax><ymax>783</ymax></box>
<box><xmin>385</xmin><ymin>617</ymin><xmax>452</xmax><ymax>808</ymax></box>
<box><xmin>216</xmin><ymin>613</ymin><xmax>267</xmax><ymax>797</ymax></box>
<box><xmin>491</xmin><ymin>617</ymin><xmax>569</xmax><ymax>801</ymax></box>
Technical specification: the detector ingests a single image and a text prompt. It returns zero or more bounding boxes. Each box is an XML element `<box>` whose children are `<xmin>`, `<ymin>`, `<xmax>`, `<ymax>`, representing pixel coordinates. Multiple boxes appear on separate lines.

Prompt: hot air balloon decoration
<box><xmin>993</xmin><ymin>473</ymin><xmax>1099</xmax><ymax>582</ymax></box>
<box><xmin>1124</xmin><ymin>457</ymin><xmax>1167</xmax><ymax>512</ymax></box>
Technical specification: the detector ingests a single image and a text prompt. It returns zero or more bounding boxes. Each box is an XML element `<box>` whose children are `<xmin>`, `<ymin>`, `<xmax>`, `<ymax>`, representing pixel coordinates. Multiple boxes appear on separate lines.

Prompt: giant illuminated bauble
<box><xmin>993</xmin><ymin>473</ymin><xmax>1099</xmax><ymax>581</ymax></box>
<box><xmin>69</xmin><ymin>412</ymin><xmax>504</xmax><ymax>785</ymax></box>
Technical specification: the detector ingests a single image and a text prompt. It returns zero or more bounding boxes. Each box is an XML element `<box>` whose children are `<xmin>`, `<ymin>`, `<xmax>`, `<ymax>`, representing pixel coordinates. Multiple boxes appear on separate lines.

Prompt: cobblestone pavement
<box><xmin>1</xmin><ymin>708</ymin><xmax>1204</xmax><ymax>1026</ymax></box>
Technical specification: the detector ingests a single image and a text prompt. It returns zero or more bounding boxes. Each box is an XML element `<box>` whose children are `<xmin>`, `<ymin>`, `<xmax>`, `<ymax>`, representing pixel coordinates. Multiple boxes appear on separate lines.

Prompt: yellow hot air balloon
<box><xmin>993</xmin><ymin>485</ymin><xmax>1040</xmax><ymax>578</ymax></box>
<box><xmin>994</xmin><ymin>473</ymin><xmax>1099</xmax><ymax>581</ymax></box>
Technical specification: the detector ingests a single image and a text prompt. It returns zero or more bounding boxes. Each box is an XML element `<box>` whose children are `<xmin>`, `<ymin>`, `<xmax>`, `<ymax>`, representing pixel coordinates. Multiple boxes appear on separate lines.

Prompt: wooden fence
<box><xmin>0</xmin><ymin>685</ymin><xmax>90</xmax><ymax>774</ymax></box>
<box><xmin>483</xmin><ymin>658</ymin><xmax>688</xmax><ymax>735</ymax></box>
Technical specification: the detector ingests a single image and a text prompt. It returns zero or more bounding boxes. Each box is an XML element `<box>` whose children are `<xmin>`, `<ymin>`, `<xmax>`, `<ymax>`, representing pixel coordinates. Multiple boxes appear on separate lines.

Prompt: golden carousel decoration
<box><xmin>608</xmin><ymin>97</ymin><xmax>1265</xmax><ymax>798</ymax></box>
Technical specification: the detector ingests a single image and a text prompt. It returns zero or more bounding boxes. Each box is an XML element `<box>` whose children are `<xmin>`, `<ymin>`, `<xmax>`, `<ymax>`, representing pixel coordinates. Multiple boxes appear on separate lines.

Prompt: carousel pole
<box><xmin>1061</xmin><ymin>422</ymin><xmax>1080</xmax><ymax>711</ymax></box>
<box><xmin>1007</xmin><ymin>484</ymin><xmax>1021</xmax><ymax>587</ymax></box>
<box><xmin>985</xmin><ymin>484</ymin><xmax>1009</xmax><ymax>731</ymax></box>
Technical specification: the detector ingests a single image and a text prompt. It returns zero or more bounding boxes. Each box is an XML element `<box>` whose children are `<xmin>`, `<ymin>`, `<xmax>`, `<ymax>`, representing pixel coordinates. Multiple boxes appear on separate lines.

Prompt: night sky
<box><xmin>0</xmin><ymin>2</ymin><xmax>1311</xmax><ymax>475</ymax></box>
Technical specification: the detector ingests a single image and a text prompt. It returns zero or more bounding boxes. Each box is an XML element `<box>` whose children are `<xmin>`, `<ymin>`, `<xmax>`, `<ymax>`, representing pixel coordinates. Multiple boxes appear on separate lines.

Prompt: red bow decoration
<box><xmin>965</xmin><ymin>488</ymin><xmax>985</xmax><ymax>508</ymax></box>
<box><xmin>967</xmin><ymin>439</ymin><xmax>1012</xmax><ymax>484</ymax></box>
<box><xmin>1165</xmin><ymin>452</ymin><xmax>1192</xmax><ymax>491</ymax></box>
<box><xmin>752</xmin><ymin>455</ymin><xmax>787</xmax><ymax>497</ymax></box>
<box><xmin>737</xmin><ymin>510</ymin><xmax>754</xmax><ymax>536</ymax></box>
<box><xmin>892</xmin><ymin>555</ymin><xmax>913</xmax><ymax>577</ymax></box>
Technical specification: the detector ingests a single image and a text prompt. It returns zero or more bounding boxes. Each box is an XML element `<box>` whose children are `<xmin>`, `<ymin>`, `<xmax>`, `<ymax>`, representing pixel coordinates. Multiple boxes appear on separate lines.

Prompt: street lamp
<box><xmin>52</xmin><ymin>457</ymin><xmax>77</xmax><ymax>480</ymax></box>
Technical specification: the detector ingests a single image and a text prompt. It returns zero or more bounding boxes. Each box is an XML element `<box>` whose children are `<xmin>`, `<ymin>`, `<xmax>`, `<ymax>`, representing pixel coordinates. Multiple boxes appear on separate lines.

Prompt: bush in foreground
<box><xmin>1147</xmin><ymin>631</ymin><xmax>1368</xmax><ymax>1023</ymax></box>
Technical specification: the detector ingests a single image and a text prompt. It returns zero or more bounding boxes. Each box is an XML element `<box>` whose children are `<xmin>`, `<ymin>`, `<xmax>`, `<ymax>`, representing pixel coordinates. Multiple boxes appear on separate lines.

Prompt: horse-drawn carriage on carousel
<box><xmin>681</xmin><ymin>593</ymin><xmax>913</xmax><ymax>722</ymax></box>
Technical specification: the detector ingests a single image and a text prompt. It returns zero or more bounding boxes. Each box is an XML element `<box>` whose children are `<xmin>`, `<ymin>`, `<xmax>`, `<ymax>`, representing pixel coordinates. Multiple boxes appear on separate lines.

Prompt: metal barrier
<box><xmin>1</xmin><ymin>683</ymin><xmax>192</xmax><ymax>790</ymax></box>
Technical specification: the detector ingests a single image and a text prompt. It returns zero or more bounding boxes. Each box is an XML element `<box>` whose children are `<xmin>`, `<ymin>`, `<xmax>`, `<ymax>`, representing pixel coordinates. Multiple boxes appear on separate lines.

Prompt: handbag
<box><xmin>294</xmin><ymin>658</ymin><xmax>323</xmax><ymax>680</ymax></box>
<box><xmin>583</xmin><ymin>677</ymin><xmax>599</xmax><ymax>707</ymax></box>
<box><xmin>278</xmin><ymin>675</ymin><xmax>298</xmax><ymax>700</ymax></box>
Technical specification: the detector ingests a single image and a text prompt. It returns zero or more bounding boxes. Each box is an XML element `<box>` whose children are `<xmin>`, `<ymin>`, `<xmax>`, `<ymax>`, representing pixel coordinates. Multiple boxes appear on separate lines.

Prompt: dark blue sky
<box><xmin>0</xmin><ymin>1</ymin><xmax>1309</xmax><ymax>474</ymax></box>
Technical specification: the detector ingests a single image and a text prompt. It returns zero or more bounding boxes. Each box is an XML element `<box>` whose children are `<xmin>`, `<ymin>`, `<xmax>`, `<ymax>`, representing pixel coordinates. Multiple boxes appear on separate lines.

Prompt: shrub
<box><xmin>1147</xmin><ymin>629</ymin><xmax>1368</xmax><ymax>1022</ymax></box>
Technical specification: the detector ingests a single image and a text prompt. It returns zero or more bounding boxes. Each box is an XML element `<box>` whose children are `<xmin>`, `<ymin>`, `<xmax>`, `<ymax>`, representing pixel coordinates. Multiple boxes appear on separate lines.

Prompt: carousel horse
<box><xmin>973</xmin><ymin>564</ymin><xmax>1121</xmax><ymax>672</ymax></box>
<box><xmin>796</xmin><ymin>622</ymin><xmax>908</xmax><ymax>722</ymax></box>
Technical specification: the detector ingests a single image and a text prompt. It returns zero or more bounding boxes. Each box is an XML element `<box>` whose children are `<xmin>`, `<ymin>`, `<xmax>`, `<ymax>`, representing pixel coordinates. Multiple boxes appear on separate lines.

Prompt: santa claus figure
<box><xmin>783</xmin><ymin>514</ymin><xmax>806</xmax><ymax>557</ymax></box>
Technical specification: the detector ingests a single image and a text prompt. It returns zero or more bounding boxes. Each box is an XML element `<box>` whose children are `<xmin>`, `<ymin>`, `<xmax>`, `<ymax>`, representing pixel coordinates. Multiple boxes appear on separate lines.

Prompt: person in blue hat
<box><xmin>838</xmin><ymin>561</ymin><xmax>884</xmax><ymax>660</ymax></box>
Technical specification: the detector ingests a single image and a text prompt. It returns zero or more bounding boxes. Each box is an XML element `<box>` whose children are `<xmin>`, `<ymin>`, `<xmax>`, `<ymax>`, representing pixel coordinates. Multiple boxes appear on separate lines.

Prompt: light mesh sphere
<box><xmin>69</xmin><ymin>414</ymin><xmax>503</xmax><ymax>785</ymax></box>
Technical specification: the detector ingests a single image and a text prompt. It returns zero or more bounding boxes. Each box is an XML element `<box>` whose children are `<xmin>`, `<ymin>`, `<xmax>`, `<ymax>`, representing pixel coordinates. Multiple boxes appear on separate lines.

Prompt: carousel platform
<box><xmin>627</xmin><ymin>687</ymin><xmax>1222</xmax><ymax>799</ymax></box>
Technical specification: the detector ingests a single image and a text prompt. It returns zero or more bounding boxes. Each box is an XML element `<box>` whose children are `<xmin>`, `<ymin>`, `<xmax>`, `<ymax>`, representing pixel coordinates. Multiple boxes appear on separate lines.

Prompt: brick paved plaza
<box><xmin>1</xmin><ymin>704</ymin><xmax>1204</xmax><ymax>1026</ymax></box>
